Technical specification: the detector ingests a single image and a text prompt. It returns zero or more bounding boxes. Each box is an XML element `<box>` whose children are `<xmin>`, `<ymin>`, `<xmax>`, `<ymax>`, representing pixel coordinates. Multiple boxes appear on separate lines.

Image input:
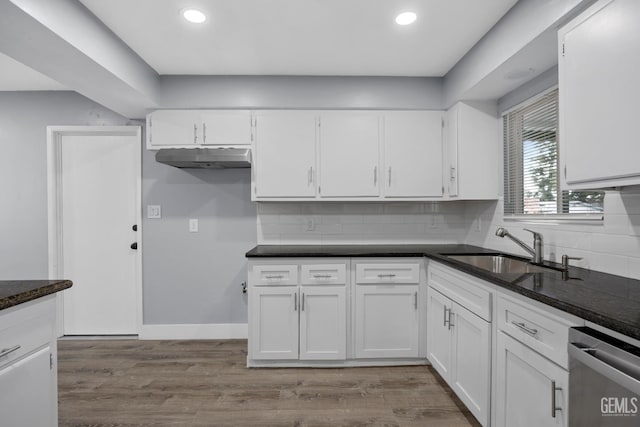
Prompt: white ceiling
<box><xmin>79</xmin><ymin>0</ymin><xmax>518</xmax><ymax>77</ymax></box>
<box><xmin>0</xmin><ymin>52</ymin><xmax>67</xmax><ymax>91</ymax></box>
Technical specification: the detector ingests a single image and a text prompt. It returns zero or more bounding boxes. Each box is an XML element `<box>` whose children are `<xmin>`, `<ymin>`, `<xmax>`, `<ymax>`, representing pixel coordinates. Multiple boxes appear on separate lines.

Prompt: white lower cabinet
<box><xmin>299</xmin><ymin>285</ymin><xmax>346</xmax><ymax>360</ymax></box>
<box><xmin>249</xmin><ymin>286</ymin><xmax>299</xmax><ymax>360</ymax></box>
<box><xmin>354</xmin><ymin>284</ymin><xmax>419</xmax><ymax>358</ymax></box>
<box><xmin>248</xmin><ymin>258</ymin><xmax>426</xmax><ymax>366</ymax></box>
<box><xmin>0</xmin><ymin>295</ymin><xmax>58</xmax><ymax>427</ymax></box>
<box><xmin>495</xmin><ymin>331</ymin><xmax>568</xmax><ymax>427</ymax></box>
<box><xmin>427</xmin><ymin>286</ymin><xmax>491</xmax><ymax>426</ymax></box>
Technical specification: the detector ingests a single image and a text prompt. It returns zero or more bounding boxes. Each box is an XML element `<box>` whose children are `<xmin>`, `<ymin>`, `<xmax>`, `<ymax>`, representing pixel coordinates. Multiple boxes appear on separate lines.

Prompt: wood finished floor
<box><xmin>58</xmin><ymin>339</ymin><xmax>481</xmax><ymax>427</ymax></box>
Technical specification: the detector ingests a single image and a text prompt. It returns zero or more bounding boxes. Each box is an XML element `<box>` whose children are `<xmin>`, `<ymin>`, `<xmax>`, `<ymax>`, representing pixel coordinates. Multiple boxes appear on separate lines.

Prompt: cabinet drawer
<box><xmin>252</xmin><ymin>265</ymin><xmax>298</xmax><ymax>286</ymax></box>
<box><xmin>497</xmin><ymin>294</ymin><xmax>582</xmax><ymax>369</ymax></box>
<box><xmin>428</xmin><ymin>262</ymin><xmax>492</xmax><ymax>321</ymax></box>
<box><xmin>356</xmin><ymin>263</ymin><xmax>420</xmax><ymax>284</ymax></box>
<box><xmin>301</xmin><ymin>264</ymin><xmax>346</xmax><ymax>285</ymax></box>
<box><xmin>0</xmin><ymin>300</ymin><xmax>54</xmax><ymax>367</ymax></box>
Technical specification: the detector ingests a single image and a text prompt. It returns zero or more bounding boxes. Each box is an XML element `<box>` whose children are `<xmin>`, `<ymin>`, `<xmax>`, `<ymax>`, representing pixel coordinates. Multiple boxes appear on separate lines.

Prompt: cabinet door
<box><xmin>383</xmin><ymin>111</ymin><xmax>443</xmax><ymax>198</ymax></box>
<box><xmin>444</xmin><ymin>106</ymin><xmax>459</xmax><ymax>197</ymax></box>
<box><xmin>560</xmin><ymin>0</ymin><xmax>640</xmax><ymax>189</ymax></box>
<box><xmin>354</xmin><ymin>285</ymin><xmax>419</xmax><ymax>358</ymax></box>
<box><xmin>495</xmin><ymin>331</ymin><xmax>568</xmax><ymax>427</ymax></box>
<box><xmin>249</xmin><ymin>287</ymin><xmax>299</xmax><ymax>360</ymax></box>
<box><xmin>299</xmin><ymin>286</ymin><xmax>346</xmax><ymax>360</ymax></box>
<box><xmin>200</xmin><ymin>111</ymin><xmax>252</xmax><ymax>145</ymax></box>
<box><xmin>0</xmin><ymin>346</ymin><xmax>54</xmax><ymax>427</ymax></box>
<box><xmin>254</xmin><ymin>111</ymin><xmax>317</xmax><ymax>198</ymax></box>
<box><xmin>426</xmin><ymin>288</ymin><xmax>452</xmax><ymax>380</ymax></box>
<box><xmin>450</xmin><ymin>302</ymin><xmax>491</xmax><ymax>427</ymax></box>
<box><xmin>319</xmin><ymin>112</ymin><xmax>380</xmax><ymax>197</ymax></box>
<box><xmin>148</xmin><ymin>110</ymin><xmax>197</xmax><ymax>147</ymax></box>
<box><xmin>444</xmin><ymin>102</ymin><xmax>500</xmax><ymax>199</ymax></box>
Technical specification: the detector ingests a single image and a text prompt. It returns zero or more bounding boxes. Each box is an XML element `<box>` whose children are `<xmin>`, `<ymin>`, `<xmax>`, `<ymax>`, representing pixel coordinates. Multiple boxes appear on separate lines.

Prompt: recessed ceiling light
<box><xmin>182</xmin><ymin>9</ymin><xmax>207</xmax><ymax>24</ymax></box>
<box><xmin>395</xmin><ymin>11</ymin><xmax>417</xmax><ymax>26</ymax></box>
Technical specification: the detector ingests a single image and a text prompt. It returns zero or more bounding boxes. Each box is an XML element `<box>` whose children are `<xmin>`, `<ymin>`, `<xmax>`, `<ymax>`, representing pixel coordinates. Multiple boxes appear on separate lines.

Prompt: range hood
<box><xmin>155</xmin><ymin>147</ymin><xmax>251</xmax><ymax>169</ymax></box>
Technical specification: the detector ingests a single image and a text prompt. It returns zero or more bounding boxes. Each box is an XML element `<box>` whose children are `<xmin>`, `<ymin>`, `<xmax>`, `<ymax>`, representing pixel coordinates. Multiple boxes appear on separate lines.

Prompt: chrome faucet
<box><xmin>495</xmin><ymin>227</ymin><xmax>544</xmax><ymax>264</ymax></box>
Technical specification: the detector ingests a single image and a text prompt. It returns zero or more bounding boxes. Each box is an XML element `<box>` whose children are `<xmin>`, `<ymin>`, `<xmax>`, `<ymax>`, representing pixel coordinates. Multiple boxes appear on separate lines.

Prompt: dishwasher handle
<box><xmin>568</xmin><ymin>342</ymin><xmax>640</xmax><ymax>395</ymax></box>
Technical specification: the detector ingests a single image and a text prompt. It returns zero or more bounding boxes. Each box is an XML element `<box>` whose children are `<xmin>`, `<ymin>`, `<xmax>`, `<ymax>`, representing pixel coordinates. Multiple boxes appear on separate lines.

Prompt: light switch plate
<box><xmin>147</xmin><ymin>205</ymin><xmax>161</xmax><ymax>219</ymax></box>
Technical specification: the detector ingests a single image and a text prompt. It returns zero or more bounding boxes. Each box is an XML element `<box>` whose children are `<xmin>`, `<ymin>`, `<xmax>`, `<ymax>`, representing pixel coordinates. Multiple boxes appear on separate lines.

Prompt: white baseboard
<box><xmin>139</xmin><ymin>323</ymin><xmax>248</xmax><ymax>340</ymax></box>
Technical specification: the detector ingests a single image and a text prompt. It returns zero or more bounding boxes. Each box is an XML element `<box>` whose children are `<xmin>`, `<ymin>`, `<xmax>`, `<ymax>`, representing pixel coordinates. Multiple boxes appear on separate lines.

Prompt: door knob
<box><xmin>130</xmin><ymin>242</ymin><xmax>138</xmax><ymax>250</ymax></box>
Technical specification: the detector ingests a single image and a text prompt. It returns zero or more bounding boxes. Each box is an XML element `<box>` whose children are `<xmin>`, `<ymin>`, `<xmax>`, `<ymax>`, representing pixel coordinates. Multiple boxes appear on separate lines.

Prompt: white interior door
<box><xmin>60</xmin><ymin>132</ymin><xmax>139</xmax><ymax>335</ymax></box>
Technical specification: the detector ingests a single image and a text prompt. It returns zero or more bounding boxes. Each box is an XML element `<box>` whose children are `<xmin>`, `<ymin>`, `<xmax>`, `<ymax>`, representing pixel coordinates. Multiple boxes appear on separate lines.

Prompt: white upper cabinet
<box><xmin>147</xmin><ymin>110</ymin><xmax>198</xmax><ymax>147</ymax></box>
<box><xmin>559</xmin><ymin>0</ymin><xmax>640</xmax><ymax>189</ymax></box>
<box><xmin>200</xmin><ymin>111</ymin><xmax>252</xmax><ymax>145</ymax></box>
<box><xmin>253</xmin><ymin>111</ymin><xmax>317</xmax><ymax>198</ymax></box>
<box><xmin>319</xmin><ymin>112</ymin><xmax>381</xmax><ymax>198</ymax></box>
<box><xmin>444</xmin><ymin>102</ymin><xmax>500</xmax><ymax>199</ymax></box>
<box><xmin>383</xmin><ymin>111</ymin><xmax>444</xmax><ymax>198</ymax></box>
<box><xmin>146</xmin><ymin>110</ymin><xmax>253</xmax><ymax>149</ymax></box>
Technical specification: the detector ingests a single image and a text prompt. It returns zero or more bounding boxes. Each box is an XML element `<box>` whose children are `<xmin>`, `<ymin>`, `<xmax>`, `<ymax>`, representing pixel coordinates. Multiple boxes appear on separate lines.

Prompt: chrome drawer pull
<box><xmin>265</xmin><ymin>274</ymin><xmax>284</xmax><ymax>280</ymax></box>
<box><xmin>0</xmin><ymin>345</ymin><xmax>21</xmax><ymax>358</ymax></box>
<box><xmin>512</xmin><ymin>321</ymin><xmax>538</xmax><ymax>336</ymax></box>
<box><xmin>313</xmin><ymin>274</ymin><xmax>332</xmax><ymax>279</ymax></box>
<box><xmin>443</xmin><ymin>307</ymin><xmax>449</xmax><ymax>327</ymax></box>
<box><xmin>377</xmin><ymin>274</ymin><xmax>396</xmax><ymax>278</ymax></box>
<box><xmin>551</xmin><ymin>380</ymin><xmax>562</xmax><ymax>418</ymax></box>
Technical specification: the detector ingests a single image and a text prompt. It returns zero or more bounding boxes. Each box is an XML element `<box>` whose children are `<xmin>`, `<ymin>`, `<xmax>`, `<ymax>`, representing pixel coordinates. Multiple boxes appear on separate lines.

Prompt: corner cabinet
<box><xmin>146</xmin><ymin>110</ymin><xmax>253</xmax><ymax>149</ymax></box>
<box><xmin>444</xmin><ymin>102</ymin><xmax>500</xmax><ymax>199</ymax></box>
<box><xmin>247</xmin><ymin>257</ymin><xmax>427</xmax><ymax>367</ymax></box>
<box><xmin>559</xmin><ymin>0</ymin><xmax>640</xmax><ymax>189</ymax></box>
<box><xmin>0</xmin><ymin>296</ymin><xmax>58</xmax><ymax>427</ymax></box>
<box><xmin>427</xmin><ymin>262</ymin><xmax>492</xmax><ymax>427</ymax></box>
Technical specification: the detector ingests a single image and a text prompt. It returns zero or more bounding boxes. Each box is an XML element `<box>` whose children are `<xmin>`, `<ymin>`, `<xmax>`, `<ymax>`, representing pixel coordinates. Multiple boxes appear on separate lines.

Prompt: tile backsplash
<box><xmin>465</xmin><ymin>189</ymin><xmax>640</xmax><ymax>280</ymax></box>
<box><xmin>257</xmin><ymin>202</ymin><xmax>470</xmax><ymax>245</ymax></box>
<box><xmin>257</xmin><ymin>188</ymin><xmax>640</xmax><ymax>280</ymax></box>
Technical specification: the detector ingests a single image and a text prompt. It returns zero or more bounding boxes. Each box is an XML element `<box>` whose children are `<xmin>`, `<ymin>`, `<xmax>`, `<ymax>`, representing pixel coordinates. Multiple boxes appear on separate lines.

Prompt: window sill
<box><xmin>503</xmin><ymin>214</ymin><xmax>604</xmax><ymax>225</ymax></box>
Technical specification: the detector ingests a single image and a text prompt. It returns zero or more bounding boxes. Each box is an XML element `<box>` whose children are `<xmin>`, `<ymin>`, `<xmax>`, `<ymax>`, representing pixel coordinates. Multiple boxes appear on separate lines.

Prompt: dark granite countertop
<box><xmin>246</xmin><ymin>244</ymin><xmax>640</xmax><ymax>341</ymax></box>
<box><xmin>0</xmin><ymin>280</ymin><xmax>73</xmax><ymax>310</ymax></box>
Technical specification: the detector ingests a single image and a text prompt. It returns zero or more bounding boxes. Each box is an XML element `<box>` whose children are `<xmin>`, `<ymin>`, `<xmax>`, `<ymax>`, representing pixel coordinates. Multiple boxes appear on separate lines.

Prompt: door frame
<box><xmin>46</xmin><ymin>126</ymin><xmax>143</xmax><ymax>337</ymax></box>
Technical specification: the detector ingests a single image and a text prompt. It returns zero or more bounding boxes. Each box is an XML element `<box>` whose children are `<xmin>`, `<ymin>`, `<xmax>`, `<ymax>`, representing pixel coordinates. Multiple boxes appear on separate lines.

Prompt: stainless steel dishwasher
<box><xmin>569</xmin><ymin>327</ymin><xmax>640</xmax><ymax>426</ymax></box>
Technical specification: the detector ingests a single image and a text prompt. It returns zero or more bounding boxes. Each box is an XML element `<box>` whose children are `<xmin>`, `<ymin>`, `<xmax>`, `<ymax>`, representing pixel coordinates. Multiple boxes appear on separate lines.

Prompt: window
<box><xmin>503</xmin><ymin>88</ymin><xmax>604</xmax><ymax>218</ymax></box>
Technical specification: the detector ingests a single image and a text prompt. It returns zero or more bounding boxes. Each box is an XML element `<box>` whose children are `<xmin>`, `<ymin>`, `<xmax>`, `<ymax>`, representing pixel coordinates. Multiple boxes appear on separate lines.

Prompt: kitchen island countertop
<box><xmin>246</xmin><ymin>244</ymin><xmax>640</xmax><ymax>341</ymax></box>
<box><xmin>0</xmin><ymin>280</ymin><xmax>73</xmax><ymax>310</ymax></box>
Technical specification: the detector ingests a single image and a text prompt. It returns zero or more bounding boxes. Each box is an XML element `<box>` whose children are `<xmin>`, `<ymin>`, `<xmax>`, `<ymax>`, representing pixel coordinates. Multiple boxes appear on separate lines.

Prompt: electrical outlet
<box><xmin>189</xmin><ymin>218</ymin><xmax>199</xmax><ymax>232</ymax></box>
<box><xmin>306</xmin><ymin>218</ymin><xmax>315</xmax><ymax>231</ymax></box>
<box><xmin>147</xmin><ymin>205</ymin><xmax>161</xmax><ymax>219</ymax></box>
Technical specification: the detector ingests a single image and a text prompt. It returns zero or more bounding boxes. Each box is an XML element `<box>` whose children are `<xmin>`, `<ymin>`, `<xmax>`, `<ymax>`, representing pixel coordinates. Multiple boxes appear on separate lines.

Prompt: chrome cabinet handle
<box><xmin>413</xmin><ymin>291</ymin><xmax>418</xmax><ymax>310</ymax></box>
<box><xmin>301</xmin><ymin>293</ymin><xmax>305</xmax><ymax>311</ymax></box>
<box><xmin>512</xmin><ymin>321</ymin><xmax>538</xmax><ymax>336</ymax></box>
<box><xmin>194</xmin><ymin>124</ymin><xmax>198</xmax><ymax>143</ymax></box>
<box><xmin>313</xmin><ymin>274</ymin><xmax>332</xmax><ymax>279</ymax></box>
<box><xmin>448</xmin><ymin>309</ymin><xmax>454</xmax><ymax>330</ymax></box>
<box><xmin>377</xmin><ymin>274</ymin><xmax>396</xmax><ymax>279</ymax></box>
<box><xmin>551</xmin><ymin>380</ymin><xmax>562</xmax><ymax>418</ymax></box>
<box><xmin>388</xmin><ymin>166</ymin><xmax>392</xmax><ymax>187</ymax></box>
<box><xmin>203</xmin><ymin>123</ymin><xmax>207</xmax><ymax>143</ymax></box>
<box><xmin>450</xmin><ymin>166</ymin><xmax>456</xmax><ymax>180</ymax></box>
<box><xmin>293</xmin><ymin>293</ymin><xmax>297</xmax><ymax>311</ymax></box>
<box><xmin>0</xmin><ymin>345</ymin><xmax>21</xmax><ymax>358</ymax></box>
<box><xmin>373</xmin><ymin>166</ymin><xmax>378</xmax><ymax>185</ymax></box>
<box><xmin>265</xmin><ymin>275</ymin><xmax>284</xmax><ymax>280</ymax></box>
<box><xmin>308</xmin><ymin>167</ymin><xmax>313</xmax><ymax>186</ymax></box>
<box><xmin>443</xmin><ymin>306</ymin><xmax>449</xmax><ymax>327</ymax></box>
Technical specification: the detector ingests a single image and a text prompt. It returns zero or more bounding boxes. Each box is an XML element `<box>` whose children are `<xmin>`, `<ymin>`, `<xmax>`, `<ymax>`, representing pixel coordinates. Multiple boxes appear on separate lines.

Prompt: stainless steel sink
<box><xmin>445</xmin><ymin>254</ymin><xmax>557</xmax><ymax>274</ymax></box>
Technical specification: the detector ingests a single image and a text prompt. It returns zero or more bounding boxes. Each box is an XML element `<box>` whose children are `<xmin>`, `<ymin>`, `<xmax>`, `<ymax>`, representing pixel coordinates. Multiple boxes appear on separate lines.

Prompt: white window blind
<box><xmin>503</xmin><ymin>89</ymin><xmax>604</xmax><ymax>217</ymax></box>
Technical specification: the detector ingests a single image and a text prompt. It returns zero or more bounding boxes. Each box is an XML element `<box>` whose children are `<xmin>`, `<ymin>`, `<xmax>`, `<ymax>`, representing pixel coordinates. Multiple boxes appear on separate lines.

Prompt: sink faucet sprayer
<box><xmin>495</xmin><ymin>227</ymin><xmax>544</xmax><ymax>264</ymax></box>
